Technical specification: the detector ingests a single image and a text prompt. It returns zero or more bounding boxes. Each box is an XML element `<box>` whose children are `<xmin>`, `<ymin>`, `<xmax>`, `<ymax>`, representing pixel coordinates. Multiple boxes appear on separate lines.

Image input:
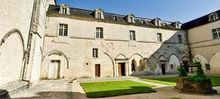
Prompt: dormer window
<box><xmin>59</xmin><ymin>4</ymin><xmax>70</xmax><ymax>15</ymax></box>
<box><xmin>95</xmin><ymin>9</ymin><xmax>104</xmax><ymax>19</ymax></box>
<box><xmin>142</xmin><ymin>20</ymin><xmax>146</xmax><ymax>24</ymax></box>
<box><xmin>97</xmin><ymin>12</ymin><xmax>102</xmax><ymax>19</ymax></box>
<box><xmin>172</xmin><ymin>21</ymin><xmax>182</xmax><ymax>28</ymax></box>
<box><xmin>113</xmin><ymin>16</ymin><xmax>118</xmax><ymax>21</ymax></box>
<box><xmin>152</xmin><ymin>18</ymin><xmax>161</xmax><ymax>26</ymax></box>
<box><xmin>127</xmin><ymin>14</ymin><xmax>135</xmax><ymax>23</ymax></box>
<box><xmin>209</xmin><ymin>13</ymin><xmax>219</xmax><ymax>22</ymax></box>
<box><xmin>61</xmin><ymin>7</ymin><xmax>67</xmax><ymax>14</ymax></box>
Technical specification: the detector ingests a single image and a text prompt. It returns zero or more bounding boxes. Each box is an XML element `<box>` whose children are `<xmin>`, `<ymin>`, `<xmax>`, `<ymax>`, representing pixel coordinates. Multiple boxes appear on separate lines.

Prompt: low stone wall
<box><xmin>175</xmin><ymin>77</ymin><xmax>217</xmax><ymax>94</ymax></box>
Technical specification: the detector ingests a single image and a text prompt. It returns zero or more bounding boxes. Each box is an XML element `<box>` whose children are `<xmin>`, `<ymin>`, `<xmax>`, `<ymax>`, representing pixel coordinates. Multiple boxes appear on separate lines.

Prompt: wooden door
<box><xmin>95</xmin><ymin>64</ymin><xmax>101</xmax><ymax>77</ymax></box>
<box><xmin>49</xmin><ymin>60</ymin><xmax>61</xmax><ymax>79</ymax></box>
<box><xmin>118</xmin><ymin>63</ymin><xmax>122</xmax><ymax>77</ymax></box>
<box><xmin>118</xmin><ymin>63</ymin><xmax>126</xmax><ymax>77</ymax></box>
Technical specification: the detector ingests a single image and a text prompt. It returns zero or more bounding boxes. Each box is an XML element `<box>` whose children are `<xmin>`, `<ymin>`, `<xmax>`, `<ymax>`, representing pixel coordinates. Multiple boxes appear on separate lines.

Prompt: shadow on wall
<box><xmin>0</xmin><ymin>89</ymin><xmax>11</xmax><ymax>99</ymax></box>
<box><xmin>12</xmin><ymin>91</ymin><xmax>87</xmax><ymax>99</ymax></box>
<box><xmin>146</xmin><ymin>31</ymin><xmax>189</xmax><ymax>75</ymax></box>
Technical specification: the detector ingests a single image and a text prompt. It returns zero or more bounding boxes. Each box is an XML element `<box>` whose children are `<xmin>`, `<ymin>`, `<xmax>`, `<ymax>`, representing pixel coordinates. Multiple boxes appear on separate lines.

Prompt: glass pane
<box><xmin>213</xmin><ymin>33</ymin><xmax>218</xmax><ymax>39</ymax></box>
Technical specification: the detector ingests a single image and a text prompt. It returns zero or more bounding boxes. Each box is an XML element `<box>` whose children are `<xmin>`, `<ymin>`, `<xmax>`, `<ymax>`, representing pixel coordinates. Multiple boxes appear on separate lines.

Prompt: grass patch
<box><xmin>80</xmin><ymin>80</ymin><xmax>156</xmax><ymax>98</ymax></box>
<box><xmin>207</xmin><ymin>75</ymin><xmax>220</xmax><ymax>86</ymax></box>
<box><xmin>141</xmin><ymin>75</ymin><xmax>220</xmax><ymax>86</ymax></box>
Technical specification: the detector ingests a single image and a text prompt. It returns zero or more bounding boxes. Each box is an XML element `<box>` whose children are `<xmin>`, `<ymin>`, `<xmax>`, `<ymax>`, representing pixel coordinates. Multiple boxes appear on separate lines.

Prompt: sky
<box><xmin>56</xmin><ymin>0</ymin><xmax>220</xmax><ymax>23</ymax></box>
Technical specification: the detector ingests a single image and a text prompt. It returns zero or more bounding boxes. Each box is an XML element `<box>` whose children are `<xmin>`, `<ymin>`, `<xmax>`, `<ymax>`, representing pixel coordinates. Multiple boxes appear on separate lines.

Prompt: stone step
<box><xmin>0</xmin><ymin>81</ymin><xmax>29</xmax><ymax>96</ymax></box>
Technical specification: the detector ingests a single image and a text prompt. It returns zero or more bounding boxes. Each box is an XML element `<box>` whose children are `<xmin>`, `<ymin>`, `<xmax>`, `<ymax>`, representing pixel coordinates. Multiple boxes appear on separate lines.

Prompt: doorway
<box><xmin>49</xmin><ymin>60</ymin><xmax>61</xmax><ymax>79</ymax></box>
<box><xmin>118</xmin><ymin>63</ymin><xmax>126</xmax><ymax>77</ymax></box>
<box><xmin>95</xmin><ymin>64</ymin><xmax>101</xmax><ymax>77</ymax></box>
<box><xmin>161</xmin><ymin>64</ymin><xmax>166</xmax><ymax>75</ymax></box>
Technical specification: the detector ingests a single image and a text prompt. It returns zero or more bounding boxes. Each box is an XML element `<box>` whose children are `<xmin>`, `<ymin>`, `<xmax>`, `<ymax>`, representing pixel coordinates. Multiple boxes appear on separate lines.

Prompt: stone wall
<box><xmin>0</xmin><ymin>0</ymin><xmax>34</xmax><ymax>86</ymax></box>
<box><xmin>188</xmin><ymin>20</ymin><xmax>220</xmax><ymax>74</ymax></box>
<box><xmin>42</xmin><ymin>17</ymin><xmax>188</xmax><ymax>78</ymax></box>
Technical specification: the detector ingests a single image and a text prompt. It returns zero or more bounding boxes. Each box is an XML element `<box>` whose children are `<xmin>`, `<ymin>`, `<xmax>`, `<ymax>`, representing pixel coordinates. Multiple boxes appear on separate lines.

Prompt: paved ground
<box><xmin>11</xmin><ymin>78</ymin><xmax>220</xmax><ymax>99</ymax></box>
<box><xmin>11</xmin><ymin>79</ymin><xmax>87</xmax><ymax>99</ymax></box>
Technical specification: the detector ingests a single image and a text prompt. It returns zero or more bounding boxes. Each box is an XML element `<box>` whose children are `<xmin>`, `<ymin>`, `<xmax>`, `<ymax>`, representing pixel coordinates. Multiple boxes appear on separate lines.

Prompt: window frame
<box><xmin>209</xmin><ymin>13</ymin><xmax>218</xmax><ymax>22</ymax></box>
<box><xmin>157</xmin><ymin>33</ymin><xmax>162</xmax><ymax>42</ymax></box>
<box><xmin>97</xmin><ymin>12</ymin><xmax>102</xmax><ymax>19</ymax></box>
<box><xmin>58</xmin><ymin>23</ymin><xmax>68</xmax><ymax>36</ymax></box>
<box><xmin>95</xmin><ymin>27</ymin><xmax>104</xmax><ymax>39</ymax></box>
<box><xmin>129</xmin><ymin>30</ymin><xmax>136</xmax><ymax>41</ymax></box>
<box><xmin>93</xmin><ymin>48</ymin><xmax>98</xmax><ymax>58</ymax></box>
<box><xmin>212</xmin><ymin>28</ymin><xmax>220</xmax><ymax>39</ymax></box>
<box><xmin>62</xmin><ymin>7</ymin><xmax>67</xmax><ymax>15</ymax></box>
<box><xmin>177</xmin><ymin>35</ymin><xmax>183</xmax><ymax>43</ymax></box>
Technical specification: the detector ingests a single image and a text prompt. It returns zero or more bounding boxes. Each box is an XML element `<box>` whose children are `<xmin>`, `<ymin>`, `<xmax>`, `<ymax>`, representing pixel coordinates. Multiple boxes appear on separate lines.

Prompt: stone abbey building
<box><xmin>0</xmin><ymin>0</ymin><xmax>220</xmax><ymax>92</ymax></box>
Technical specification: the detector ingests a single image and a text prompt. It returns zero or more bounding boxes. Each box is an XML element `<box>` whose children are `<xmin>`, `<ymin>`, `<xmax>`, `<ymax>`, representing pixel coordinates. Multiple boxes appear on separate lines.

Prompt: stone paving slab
<box><xmin>11</xmin><ymin>79</ymin><xmax>87</xmax><ymax>99</ymax></box>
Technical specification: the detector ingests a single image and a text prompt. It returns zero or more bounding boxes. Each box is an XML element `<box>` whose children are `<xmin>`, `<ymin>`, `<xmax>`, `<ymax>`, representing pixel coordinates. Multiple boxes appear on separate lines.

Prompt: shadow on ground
<box><xmin>0</xmin><ymin>89</ymin><xmax>11</xmax><ymax>99</ymax></box>
<box><xmin>85</xmin><ymin>86</ymin><xmax>156</xmax><ymax>98</ymax></box>
<box><xmin>12</xmin><ymin>91</ymin><xmax>87</xmax><ymax>99</ymax></box>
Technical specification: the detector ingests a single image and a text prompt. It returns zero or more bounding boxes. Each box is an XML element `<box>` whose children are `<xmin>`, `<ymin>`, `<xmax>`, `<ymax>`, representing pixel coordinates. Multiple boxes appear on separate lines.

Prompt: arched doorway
<box><xmin>42</xmin><ymin>50</ymin><xmax>69</xmax><ymax>79</ymax></box>
<box><xmin>195</xmin><ymin>54</ymin><xmax>209</xmax><ymax>72</ymax></box>
<box><xmin>0</xmin><ymin>29</ymin><xmax>24</xmax><ymax>85</ymax></box>
<box><xmin>168</xmin><ymin>55</ymin><xmax>180</xmax><ymax>73</ymax></box>
<box><xmin>210</xmin><ymin>52</ymin><xmax>220</xmax><ymax>74</ymax></box>
<box><xmin>158</xmin><ymin>55</ymin><xmax>168</xmax><ymax>75</ymax></box>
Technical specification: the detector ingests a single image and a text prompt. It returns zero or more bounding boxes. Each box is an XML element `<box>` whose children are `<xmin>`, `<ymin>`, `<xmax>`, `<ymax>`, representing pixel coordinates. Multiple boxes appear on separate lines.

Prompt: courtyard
<box><xmin>10</xmin><ymin>75</ymin><xmax>220</xmax><ymax>99</ymax></box>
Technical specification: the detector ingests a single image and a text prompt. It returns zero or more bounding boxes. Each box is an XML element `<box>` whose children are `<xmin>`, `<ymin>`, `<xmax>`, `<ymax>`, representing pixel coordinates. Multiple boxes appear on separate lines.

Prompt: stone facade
<box><xmin>41</xmin><ymin>5</ymin><xmax>189</xmax><ymax>79</ymax></box>
<box><xmin>184</xmin><ymin>19</ymin><xmax>220</xmax><ymax>74</ymax></box>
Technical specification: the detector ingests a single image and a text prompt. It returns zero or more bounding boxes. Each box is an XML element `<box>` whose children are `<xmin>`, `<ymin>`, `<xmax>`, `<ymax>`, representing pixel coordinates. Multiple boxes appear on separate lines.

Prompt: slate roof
<box><xmin>47</xmin><ymin>5</ymin><xmax>181</xmax><ymax>30</ymax></box>
<box><xmin>182</xmin><ymin>10</ymin><xmax>220</xmax><ymax>30</ymax></box>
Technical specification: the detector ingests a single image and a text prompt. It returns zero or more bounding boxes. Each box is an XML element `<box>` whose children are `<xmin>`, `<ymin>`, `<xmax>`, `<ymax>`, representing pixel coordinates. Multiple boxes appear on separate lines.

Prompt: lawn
<box><xmin>141</xmin><ymin>75</ymin><xmax>220</xmax><ymax>86</ymax></box>
<box><xmin>80</xmin><ymin>80</ymin><xmax>156</xmax><ymax>98</ymax></box>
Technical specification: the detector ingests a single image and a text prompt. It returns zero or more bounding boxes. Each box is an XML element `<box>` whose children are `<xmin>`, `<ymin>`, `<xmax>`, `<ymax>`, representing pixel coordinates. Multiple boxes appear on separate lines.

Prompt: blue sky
<box><xmin>56</xmin><ymin>0</ymin><xmax>220</xmax><ymax>23</ymax></box>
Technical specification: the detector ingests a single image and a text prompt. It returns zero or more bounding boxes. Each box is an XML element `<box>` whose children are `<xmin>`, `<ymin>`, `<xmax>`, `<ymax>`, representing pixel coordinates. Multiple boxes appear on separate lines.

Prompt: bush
<box><xmin>177</xmin><ymin>65</ymin><xmax>188</xmax><ymax>77</ymax></box>
<box><xmin>188</xmin><ymin>62</ymin><xmax>209</xmax><ymax>83</ymax></box>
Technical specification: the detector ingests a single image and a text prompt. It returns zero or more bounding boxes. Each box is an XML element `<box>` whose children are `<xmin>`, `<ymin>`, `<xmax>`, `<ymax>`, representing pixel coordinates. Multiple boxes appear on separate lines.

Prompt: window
<box><xmin>130</xmin><ymin>17</ymin><xmax>134</xmax><ymax>23</ymax></box>
<box><xmin>178</xmin><ymin>35</ymin><xmax>183</xmax><ymax>43</ymax></box>
<box><xmin>61</xmin><ymin>7</ymin><xmax>67</xmax><ymax>15</ymax></box>
<box><xmin>59</xmin><ymin>24</ymin><xmax>68</xmax><ymax>36</ymax></box>
<box><xmin>96</xmin><ymin>27</ymin><xmax>103</xmax><ymax>38</ymax></box>
<box><xmin>209</xmin><ymin>13</ymin><xmax>218</xmax><ymax>22</ymax></box>
<box><xmin>93</xmin><ymin>48</ymin><xmax>98</xmax><ymax>58</ymax></box>
<box><xmin>212</xmin><ymin>28</ymin><xmax>220</xmax><ymax>39</ymax></box>
<box><xmin>170</xmin><ymin>64</ymin><xmax>173</xmax><ymax>69</ymax></box>
<box><xmin>157</xmin><ymin>33</ymin><xmax>162</xmax><ymax>42</ymax></box>
<box><xmin>97</xmin><ymin>12</ymin><xmax>102</xmax><ymax>19</ymax></box>
<box><xmin>113</xmin><ymin>16</ymin><xmax>118</xmax><ymax>21</ymax></box>
<box><xmin>205</xmin><ymin>64</ymin><xmax>211</xmax><ymax>70</ymax></box>
<box><xmin>142</xmin><ymin>20</ymin><xmax>146</xmax><ymax>24</ymax></box>
<box><xmin>129</xmin><ymin>30</ymin><xmax>136</xmax><ymax>41</ymax></box>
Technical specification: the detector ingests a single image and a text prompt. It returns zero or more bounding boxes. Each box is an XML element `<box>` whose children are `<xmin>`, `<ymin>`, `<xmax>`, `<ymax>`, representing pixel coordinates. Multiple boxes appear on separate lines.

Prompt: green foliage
<box><xmin>189</xmin><ymin>62</ymin><xmax>209</xmax><ymax>83</ymax></box>
<box><xmin>177</xmin><ymin>65</ymin><xmax>188</xmax><ymax>77</ymax></box>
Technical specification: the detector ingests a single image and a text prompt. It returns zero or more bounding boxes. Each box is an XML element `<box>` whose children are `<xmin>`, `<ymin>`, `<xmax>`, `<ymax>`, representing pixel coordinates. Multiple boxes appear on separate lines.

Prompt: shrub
<box><xmin>177</xmin><ymin>65</ymin><xmax>188</xmax><ymax>77</ymax></box>
<box><xmin>188</xmin><ymin>62</ymin><xmax>209</xmax><ymax>83</ymax></box>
